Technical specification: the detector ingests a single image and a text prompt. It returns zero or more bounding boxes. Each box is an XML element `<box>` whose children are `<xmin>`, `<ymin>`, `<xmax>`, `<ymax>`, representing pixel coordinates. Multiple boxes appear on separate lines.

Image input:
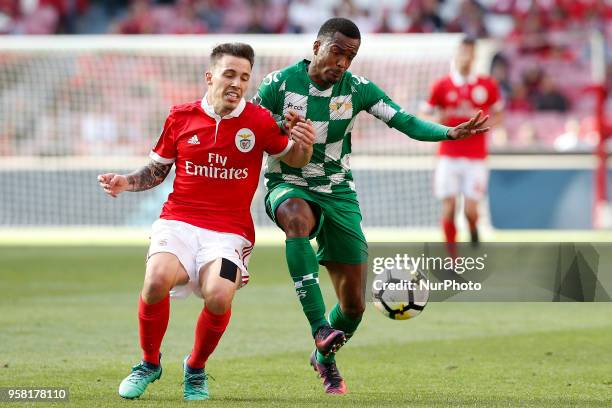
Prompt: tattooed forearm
<box><xmin>126</xmin><ymin>160</ymin><xmax>173</xmax><ymax>192</ymax></box>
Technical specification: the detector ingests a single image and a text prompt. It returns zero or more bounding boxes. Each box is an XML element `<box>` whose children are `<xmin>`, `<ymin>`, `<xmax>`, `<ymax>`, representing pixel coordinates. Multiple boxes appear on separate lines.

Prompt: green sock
<box><xmin>316</xmin><ymin>303</ymin><xmax>363</xmax><ymax>364</ymax></box>
<box><xmin>285</xmin><ymin>238</ymin><xmax>328</xmax><ymax>336</ymax></box>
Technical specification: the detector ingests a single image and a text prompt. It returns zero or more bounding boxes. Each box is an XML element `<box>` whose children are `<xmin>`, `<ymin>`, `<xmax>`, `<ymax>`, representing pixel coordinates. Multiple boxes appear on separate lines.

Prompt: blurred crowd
<box><xmin>1</xmin><ymin>0</ymin><xmax>611</xmax><ymax>36</ymax></box>
<box><xmin>1</xmin><ymin>0</ymin><xmax>611</xmax><ymax>154</ymax></box>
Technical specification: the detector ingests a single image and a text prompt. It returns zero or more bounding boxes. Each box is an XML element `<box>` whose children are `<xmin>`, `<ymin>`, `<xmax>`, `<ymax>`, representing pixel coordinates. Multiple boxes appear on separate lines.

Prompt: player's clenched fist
<box><xmin>283</xmin><ymin>110</ymin><xmax>304</xmax><ymax>134</ymax></box>
<box><xmin>290</xmin><ymin>119</ymin><xmax>316</xmax><ymax>148</ymax></box>
<box><xmin>97</xmin><ymin>173</ymin><xmax>129</xmax><ymax>198</ymax></box>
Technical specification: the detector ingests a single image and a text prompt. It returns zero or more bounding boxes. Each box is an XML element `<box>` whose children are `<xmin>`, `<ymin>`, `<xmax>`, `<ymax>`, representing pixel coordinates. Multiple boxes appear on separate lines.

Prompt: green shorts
<box><xmin>265</xmin><ymin>183</ymin><xmax>368</xmax><ymax>265</ymax></box>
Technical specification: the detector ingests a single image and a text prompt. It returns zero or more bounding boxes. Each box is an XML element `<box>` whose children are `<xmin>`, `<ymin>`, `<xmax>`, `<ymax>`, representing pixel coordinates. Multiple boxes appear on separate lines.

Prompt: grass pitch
<box><xmin>1</xmin><ymin>246</ymin><xmax>611</xmax><ymax>407</ymax></box>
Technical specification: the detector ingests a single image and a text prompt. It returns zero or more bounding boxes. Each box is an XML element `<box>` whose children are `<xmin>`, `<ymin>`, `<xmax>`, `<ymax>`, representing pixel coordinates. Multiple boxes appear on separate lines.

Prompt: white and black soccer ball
<box><xmin>372</xmin><ymin>266</ymin><xmax>429</xmax><ymax>320</ymax></box>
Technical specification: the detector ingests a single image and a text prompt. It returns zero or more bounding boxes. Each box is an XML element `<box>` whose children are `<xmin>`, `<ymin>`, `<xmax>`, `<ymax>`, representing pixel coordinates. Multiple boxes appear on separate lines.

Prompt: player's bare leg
<box><xmin>119</xmin><ymin>253</ymin><xmax>189</xmax><ymax>399</ymax></box>
<box><xmin>441</xmin><ymin>196</ymin><xmax>458</xmax><ymax>258</ymax></box>
<box><xmin>309</xmin><ymin>261</ymin><xmax>366</xmax><ymax>395</ymax></box>
<box><xmin>198</xmin><ymin>258</ymin><xmax>240</xmax><ymax>313</ymax></box>
<box><xmin>326</xmin><ymin>262</ymin><xmax>367</xmax><ymax>324</ymax></box>
<box><xmin>464</xmin><ymin>197</ymin><xmax>480</xmax><ymax>247</ymax></box>
<box><xmin>142</xmin><ymin>252</ymin><xmax>189</xmax><ymax>304</ymax></box>
<box><xmin>277</xmin><ymin>198</ymin><xmax>317</xmax><ymax>239</ymax></box>
<box><xmin>276</xmin><ymin>198</ymin><xmax>346</xmax><ymax>355</ymax></box>
<box><xmin>182</xmin><ymin>258</ymin><xmax>240</xmax><ymax>401</ymax></box>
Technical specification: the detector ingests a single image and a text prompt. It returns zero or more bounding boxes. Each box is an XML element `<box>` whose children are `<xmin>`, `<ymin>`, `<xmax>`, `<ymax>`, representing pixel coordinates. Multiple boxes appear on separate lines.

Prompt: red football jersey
<box><xmin>150</xmin><ymin>97</ymin><xmax>292</xmax><ymax>243</ymax></box>
<box><xmin>425</xmin><ymin>71</ymin><xmax>502</xmax><ymax>159</ymax></box>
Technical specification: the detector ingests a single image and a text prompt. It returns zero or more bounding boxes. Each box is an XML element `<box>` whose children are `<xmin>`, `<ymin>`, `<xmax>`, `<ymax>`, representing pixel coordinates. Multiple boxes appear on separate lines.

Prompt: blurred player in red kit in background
<box><xmin>421</xmin><ymin>36</ymin><xmax>503</xmax><ymax>256</ymax></box>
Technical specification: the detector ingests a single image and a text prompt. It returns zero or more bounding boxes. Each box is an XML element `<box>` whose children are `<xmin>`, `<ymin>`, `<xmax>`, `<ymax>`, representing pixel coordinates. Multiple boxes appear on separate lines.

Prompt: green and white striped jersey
<box><xmin>255</xmin><ymin>60</ymin><xmax>450</xmax><ymax>195</ymax></box>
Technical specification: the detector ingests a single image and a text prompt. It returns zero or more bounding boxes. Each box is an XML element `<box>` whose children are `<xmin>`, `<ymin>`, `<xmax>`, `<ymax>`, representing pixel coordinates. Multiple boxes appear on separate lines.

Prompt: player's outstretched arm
<box><xmin>97</xmin><ymin>160</ymin><xmax>172</xmax><ymax>198</ymax></box>
<box><xmin>447</xmin><ymin>110</ymin><xmax>490</xmax><ymax>140</ymax></box>
<box><xmin>360</xmin><ymin>79</ymin><xmax>451</xmax><ymax>142</ymax></box>
<box><xmin>280</xmin><ymin>120</ymin><xmax>315</xmax><ymax>168</ymax></box>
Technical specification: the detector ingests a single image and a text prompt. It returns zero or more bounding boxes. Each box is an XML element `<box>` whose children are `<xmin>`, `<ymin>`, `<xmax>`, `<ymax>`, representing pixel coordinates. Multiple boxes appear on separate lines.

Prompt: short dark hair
<box><xmin>210</xmin><ymin>43</ymin><xmax>255</xmax><ymax>68</ymax></box>
<box><xmin>317</xmin><ymin>18</ymin><xmax>361</xmax><ymax>41</ymax></box>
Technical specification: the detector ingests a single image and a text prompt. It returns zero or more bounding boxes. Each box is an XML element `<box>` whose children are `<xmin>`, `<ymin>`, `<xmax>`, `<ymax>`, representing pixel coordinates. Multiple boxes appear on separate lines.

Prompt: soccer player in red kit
<box><xmin>421</xmin><ymin>37</ymin><xmax>502</xmax><ymax>256</ymax></box>
<box><xmin>97</xmin><ymin>43</ymin><xmax>315</xmax><ymax>401</ymax></box>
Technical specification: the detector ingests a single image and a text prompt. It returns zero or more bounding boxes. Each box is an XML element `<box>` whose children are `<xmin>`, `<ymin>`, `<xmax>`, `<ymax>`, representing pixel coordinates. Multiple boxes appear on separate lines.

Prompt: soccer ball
<box><xmin>372</xmin><ymin>266</ymin><xmax>429</xmax><ymax>320</ymax></box>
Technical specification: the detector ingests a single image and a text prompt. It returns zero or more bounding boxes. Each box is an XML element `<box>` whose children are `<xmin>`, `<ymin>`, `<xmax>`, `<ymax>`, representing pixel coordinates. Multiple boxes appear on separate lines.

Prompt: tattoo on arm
<box><xmin>126</xmin><ymin>160</ymin><xmax>172</xmax><ymax>192</ymax></box>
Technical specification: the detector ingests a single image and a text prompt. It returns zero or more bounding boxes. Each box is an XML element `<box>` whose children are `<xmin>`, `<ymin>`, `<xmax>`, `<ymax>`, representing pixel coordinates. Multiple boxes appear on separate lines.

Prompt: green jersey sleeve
<box><xmin>355</xmin><ymin>77</ymin><xmax>450</xmax><ymax>142</ymax></box>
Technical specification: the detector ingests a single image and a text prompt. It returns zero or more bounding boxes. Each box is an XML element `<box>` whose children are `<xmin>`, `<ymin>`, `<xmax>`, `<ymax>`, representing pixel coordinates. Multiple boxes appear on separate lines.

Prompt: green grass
<box><xmin>1</xmin><ymin>246</ymin><xmax>611</xmax><ymax>407</ymax></box>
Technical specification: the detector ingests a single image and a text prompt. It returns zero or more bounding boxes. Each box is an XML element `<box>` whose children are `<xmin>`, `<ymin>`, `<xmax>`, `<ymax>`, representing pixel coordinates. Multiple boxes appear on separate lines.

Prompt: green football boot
<box><xmin>118</xmin><ymin>357</ymin><xmax>162</xmax><ymax>399</ymax></box>
<box><xmin>183</xmin><ymin>355</ymin><xmax>209</xmax><ymax>401</ymax></box>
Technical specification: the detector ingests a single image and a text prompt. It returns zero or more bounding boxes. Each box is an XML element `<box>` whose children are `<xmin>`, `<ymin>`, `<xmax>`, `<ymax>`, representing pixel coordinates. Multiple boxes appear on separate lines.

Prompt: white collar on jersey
<box><xmin>449</xmin><ymin>61</ymin><xmax>477</xmax><ymax>86</ymax></box>
<box><xmin>201</xmin><ymin>93</ymin><xmax>246</xmax><ymax>120</ymax></box>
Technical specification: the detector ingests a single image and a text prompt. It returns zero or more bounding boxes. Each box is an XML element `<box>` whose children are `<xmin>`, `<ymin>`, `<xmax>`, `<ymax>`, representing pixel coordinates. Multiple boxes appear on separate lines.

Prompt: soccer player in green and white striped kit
<box><xmin>253</xmin><ymin>18</ymin><xmax>489</xmax><ymax>394</ymax></box>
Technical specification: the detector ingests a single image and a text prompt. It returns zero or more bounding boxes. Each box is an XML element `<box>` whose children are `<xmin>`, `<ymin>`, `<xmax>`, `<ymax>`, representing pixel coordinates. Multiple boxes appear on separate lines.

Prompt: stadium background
<box><xmin>1</xmin><ymin>0</ymin><xmax>612</xmax><ymax>235</ymax></box>
<box><xmin>1</xmin><ymin>1</ymin><xmax>611</xmax><ymax>407</ymax></box>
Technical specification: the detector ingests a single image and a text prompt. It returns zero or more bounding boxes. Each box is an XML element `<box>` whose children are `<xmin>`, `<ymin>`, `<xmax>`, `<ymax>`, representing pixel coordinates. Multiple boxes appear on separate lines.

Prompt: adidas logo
<box><xmin>188</xmin><ymin>134</ymin><xmax>200</xmax><ymax>145</ymax></box>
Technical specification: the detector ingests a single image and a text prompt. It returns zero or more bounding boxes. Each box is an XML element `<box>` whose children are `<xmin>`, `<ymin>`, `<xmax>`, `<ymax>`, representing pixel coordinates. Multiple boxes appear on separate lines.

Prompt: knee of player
<box><xmin>277</xmin><ymin>200</ymin><xmax>316</xmax><ymax>237</ymax></box>
<box><xmin>464</xmin><ymin>208</ymin><xmax>478</xmax><ymax>222</ymax></box>
<box><xmin>441</xmin><ymin>207</ymin><xmax>455</xmax><ymax>220</ymax></box>
<box><xmin>200</xmin><ymin>258</ymin><xmax>239</xmax><ymax>312</ymax></box>
<box><xmin>203</xmin><ymin>290</ymin><xmax>233</xmax><ymax>314</ymax></box>
<box><xmin>281</xmin><ymin>214</ymin><xmax>315</xmax><ymax>237</ymax></box>
<box><xmin>143</xmin><ymin>269</ymin><xmax>173</xmax><ymax>300</ymax></box>
<box><xmin>142</xmin><ymin>279</ymin><xmax>171</xmax><ymax>303</ymax></box>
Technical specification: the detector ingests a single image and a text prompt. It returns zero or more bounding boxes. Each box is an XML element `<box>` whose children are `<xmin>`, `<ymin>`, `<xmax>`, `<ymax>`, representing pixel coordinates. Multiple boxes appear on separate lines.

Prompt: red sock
<box><xmin>187</xmin><ymin>307</ymin><xmax>232</xmax><ymax>369</ymax></box>
<box><xmin>442</xmin><ymin>218</ymin><xmax>457</xmax><ymax>258</ymax></box>
<box><xmin>138</xmin><ymin>294</ymin><xmax>170</xmax><ymax>366</ymax></box>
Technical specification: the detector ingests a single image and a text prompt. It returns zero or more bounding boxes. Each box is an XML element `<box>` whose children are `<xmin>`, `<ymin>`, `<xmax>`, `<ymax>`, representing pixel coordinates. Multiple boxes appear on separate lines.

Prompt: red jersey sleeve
<box><xmin>487</xmin><ymin>78</ymin><xmax>504</xmax><ymax>112</ymax></box>
<box><xmin>150</xmin><ymin>113</ymin><xmax>177</xmax><ymax>164</ymax></box>
<box><xmin>260</xmin><ymin>112</ymin><xmax>292</xmax><ymax>158</ymax></box>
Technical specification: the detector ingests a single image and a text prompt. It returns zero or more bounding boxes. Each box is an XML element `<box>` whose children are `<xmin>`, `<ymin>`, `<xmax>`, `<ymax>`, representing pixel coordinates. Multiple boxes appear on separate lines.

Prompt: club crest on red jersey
<box><xmin>471</xmin><ymin>85</ymin><xmax>489</xmax><ymax>104</ymax></box>
<box><xmin>235</xmin><ymin>128</ymin><xmax>255</xmax><ymax>153</ymax></box>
